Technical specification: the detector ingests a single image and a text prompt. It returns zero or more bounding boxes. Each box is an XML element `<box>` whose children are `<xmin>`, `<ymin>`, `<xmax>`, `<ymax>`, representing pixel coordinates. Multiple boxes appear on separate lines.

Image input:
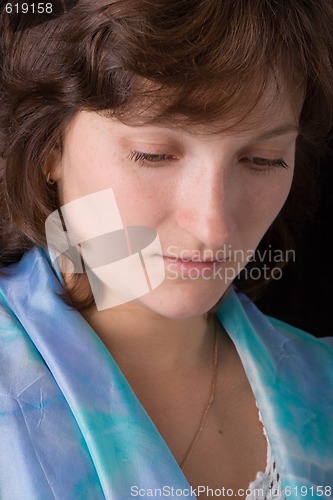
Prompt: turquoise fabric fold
<box><xmin>0</xmin><ymin>246</ymin><xmax>332</xmax><ymax>499</ymax></box>
<box><xmin>216</xmin><ymin>294</ymin><xmax>333</xmax><ymax>496</ymax></box>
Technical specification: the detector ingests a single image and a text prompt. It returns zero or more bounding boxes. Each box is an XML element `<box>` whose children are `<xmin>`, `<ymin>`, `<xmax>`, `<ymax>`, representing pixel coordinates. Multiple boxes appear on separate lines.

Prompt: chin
<box><xmin>134</xmin><ymin>282</ymin><xmax>226</xmax><ymax>320</ymax></box>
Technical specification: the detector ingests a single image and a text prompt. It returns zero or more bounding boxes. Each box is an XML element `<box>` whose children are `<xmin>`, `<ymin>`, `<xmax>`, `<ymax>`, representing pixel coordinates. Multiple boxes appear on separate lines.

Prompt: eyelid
<box><xmin>125</xmin><ymin>139</ymin><xmax>182</xmax><ymax>155</ymax></box>
<box><xmin>243</xmin><ymin>156</ymin><xmax>290</xmax><ymax>170</ymax></box>
<box><xmin>239</xmin><ymin>143</ymin><xmax>292</xmax><ymax>167</ymax></box>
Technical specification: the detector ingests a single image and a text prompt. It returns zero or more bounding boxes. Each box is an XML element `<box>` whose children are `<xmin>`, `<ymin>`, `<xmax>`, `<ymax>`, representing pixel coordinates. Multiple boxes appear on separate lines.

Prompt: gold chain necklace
<box><xmin>180</xmin><ymin>317</ymin><xmax>218</xmax><ymax>470</ymax></box>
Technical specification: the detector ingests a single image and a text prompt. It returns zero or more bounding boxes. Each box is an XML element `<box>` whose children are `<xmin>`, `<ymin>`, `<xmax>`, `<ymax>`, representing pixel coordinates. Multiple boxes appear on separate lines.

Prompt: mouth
<box><xmin>162</xmin><ymin>255</ymin><xmax>225</xmax><ymax>278</ymax></box>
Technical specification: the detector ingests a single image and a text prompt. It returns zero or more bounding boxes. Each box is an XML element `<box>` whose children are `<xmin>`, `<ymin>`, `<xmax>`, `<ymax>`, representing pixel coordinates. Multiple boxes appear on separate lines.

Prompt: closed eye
<box><xmin>127</xmin><ymin>150</ymin><xmax>290</xmax><ymax>171</ymax></box>
<box><xmin>244</xmin><ymin>157</ymin><xmax>290</xmax><ymax>170</ymax></box>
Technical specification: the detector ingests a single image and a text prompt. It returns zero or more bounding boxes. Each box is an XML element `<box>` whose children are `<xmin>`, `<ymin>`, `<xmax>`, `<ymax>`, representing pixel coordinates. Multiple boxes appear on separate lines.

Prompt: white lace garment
<box><xmin>246</xmin><ymin>410</ymin><xmax>284</xmax><ymax>499</ymax></box>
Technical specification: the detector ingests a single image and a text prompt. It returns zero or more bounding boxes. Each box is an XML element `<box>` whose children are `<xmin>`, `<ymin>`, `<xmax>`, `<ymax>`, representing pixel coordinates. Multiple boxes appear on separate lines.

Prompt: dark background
<box><xmin>256</xmin><ymin>142</ymin><xmax>333</xmax><ymax>338</ymax></box>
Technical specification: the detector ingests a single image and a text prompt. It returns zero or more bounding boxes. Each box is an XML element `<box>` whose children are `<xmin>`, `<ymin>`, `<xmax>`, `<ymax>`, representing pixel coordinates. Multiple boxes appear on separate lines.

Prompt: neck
<box><xmin>81</xmin><ymin>302</ymin><xmax>215</xmax><ymax>376</ymax></box>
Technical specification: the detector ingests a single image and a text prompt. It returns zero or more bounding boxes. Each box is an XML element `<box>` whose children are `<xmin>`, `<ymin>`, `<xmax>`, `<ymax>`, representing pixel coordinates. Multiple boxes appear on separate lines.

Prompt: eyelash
<box><xmin>244</xmin><ymin>157</ymin><xmax>290</xmax><ymax>171</ymax></box>
<box><xmin>127</xmin><ymin>150</ymin><xmax>290</xmax><ymax>171</ymax></box>
<box><xmin>127</xmin><ymin>150</ymin><xmax>177</xmax><ymax>167</ymax></box>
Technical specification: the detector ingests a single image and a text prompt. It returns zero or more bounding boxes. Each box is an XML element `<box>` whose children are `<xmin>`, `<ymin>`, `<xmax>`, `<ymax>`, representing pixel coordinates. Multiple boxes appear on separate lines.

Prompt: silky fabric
<box><xmin>0</xmin><ymin>246</ymin><xmax>332</xmax><ymax>499</ymax></box>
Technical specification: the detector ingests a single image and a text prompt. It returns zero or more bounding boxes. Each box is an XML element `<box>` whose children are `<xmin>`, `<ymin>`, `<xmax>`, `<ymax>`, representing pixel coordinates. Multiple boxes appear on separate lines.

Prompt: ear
<box><xmin>44</xmin><ymin>143</ymin><xmax>62</xmax><ymax>183</ymax></box>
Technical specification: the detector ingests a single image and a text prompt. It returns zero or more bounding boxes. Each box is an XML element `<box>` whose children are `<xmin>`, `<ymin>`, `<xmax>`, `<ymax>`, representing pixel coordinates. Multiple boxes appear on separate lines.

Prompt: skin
<box><xmin>50</xmin><ymin>84</ymin><xmax>302</xmax><ymax>492</ymax></box>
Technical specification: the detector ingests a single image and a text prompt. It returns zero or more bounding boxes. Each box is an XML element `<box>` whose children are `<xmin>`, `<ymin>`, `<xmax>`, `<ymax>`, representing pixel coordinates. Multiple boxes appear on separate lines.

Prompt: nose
<box><xmin>175</xmin><ymin>166</ymin><xmax>235</xmax><ymax>249</ymax></box>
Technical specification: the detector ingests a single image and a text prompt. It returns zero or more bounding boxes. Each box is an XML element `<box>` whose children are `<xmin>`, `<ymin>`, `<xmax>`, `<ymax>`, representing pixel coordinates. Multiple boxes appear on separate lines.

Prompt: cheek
<box><xmin>238</xmin><ymin>170</ymin><xmax>294</xmax><ymax>240</ymax></box>
<box><xmin>269</xmin><ymin>170</ymin><xmax>294</xmax><ymax>214</ymax></box>
<box><xmin>114</xmin><ymin>181</ymin><xmax>169</xmax><ymax>227</ymax></box>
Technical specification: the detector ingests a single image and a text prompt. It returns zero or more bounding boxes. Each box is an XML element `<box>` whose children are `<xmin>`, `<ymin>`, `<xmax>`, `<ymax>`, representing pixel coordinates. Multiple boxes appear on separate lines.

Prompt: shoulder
<box><xmin>0</xmin><ymin>246</ymin><xmax>62</xmax><ymax>309</ymax></box>
<box><xmin>239</xmin><ymin>289</ymin><xmax>331</xmax><ymax>338</ymax></box>
<box><xmin>0</xmin><ymin>246</ymin><xmax>61</xmax><ymax>395</ymax></box>
<box><xmin>0</xmin><ymin>246</ymin><xmax>48</xmax><ymax>289</ymax></box>
<box><xmin>0</xmin><ymin>250</ymin><xmax>44</xmax><ymax>394</ymax></box>
<box><xmin>0</xmin><ymin>247</ymin><xmax>39</xmax><ymax>333</ymax></box>
<box><xmin>266</xmin><ymin>313</ymin><xmax>333</xmax><ymax>350</ymax></box>
<box><xmin>240</xmin><ymin>291</ymin><xmax>333</xmax><ymax>359</ymax></box>
<box><xmin>225</xmin><ymin>292</ymin><xmax>333</xmax><ymax>485</ymax></box>
<box><xmin>217</xmin><ymin>288</ymin><xmax>333</xmax><ymax>372</ymax></box>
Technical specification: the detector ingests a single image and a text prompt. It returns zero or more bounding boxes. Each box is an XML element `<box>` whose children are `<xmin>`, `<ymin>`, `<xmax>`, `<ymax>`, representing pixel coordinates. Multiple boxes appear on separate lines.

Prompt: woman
<box><xmin>0</xmin><ymin>1</ymin><xmax>333</xmax><ymax>498</ymax></box>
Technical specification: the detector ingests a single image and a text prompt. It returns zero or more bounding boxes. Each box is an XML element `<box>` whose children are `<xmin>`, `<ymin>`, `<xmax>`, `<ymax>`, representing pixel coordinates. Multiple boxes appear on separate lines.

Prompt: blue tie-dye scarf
<box><xmin>0</xmin><ymin>247</ymin><xmax>332</xmax><ymax>499</ymax></box>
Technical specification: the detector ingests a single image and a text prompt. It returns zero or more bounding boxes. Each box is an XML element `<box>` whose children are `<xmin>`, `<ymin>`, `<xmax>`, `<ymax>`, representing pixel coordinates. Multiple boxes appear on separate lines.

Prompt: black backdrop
<box><xmin>256</xmin><ymin>143</ymin><xmax>333</xmax><ymax>338</ymax></box>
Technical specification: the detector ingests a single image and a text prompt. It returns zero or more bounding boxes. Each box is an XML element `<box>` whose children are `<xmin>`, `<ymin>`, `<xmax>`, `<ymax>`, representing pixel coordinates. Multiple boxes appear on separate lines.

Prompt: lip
<box><xmin>162</xmin><ymin>255</ymin><xmax>226</xmax><ymax>276</ymax></box>
<box><xmin>163</xmin><ymin>256</ymin><xmax>218</xmax><ymax>263</ymax></box>
<box><xmin>162</xmin><ymin>255</ymin><xmax>228</xmax><ymax>263</ymax></box>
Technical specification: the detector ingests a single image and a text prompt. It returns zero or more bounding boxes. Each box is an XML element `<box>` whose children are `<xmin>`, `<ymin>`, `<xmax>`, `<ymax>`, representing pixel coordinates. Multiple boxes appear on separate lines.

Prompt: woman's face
<box><xmin>51</xmin><ymin>87</ymin><xmax>301</xmax><ymax>319</ymax></box>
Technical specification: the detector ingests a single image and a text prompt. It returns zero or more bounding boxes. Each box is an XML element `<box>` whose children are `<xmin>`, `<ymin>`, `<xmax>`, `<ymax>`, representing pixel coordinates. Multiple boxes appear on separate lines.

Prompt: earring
<box><xmin>46</xmin><ymin>172</ymin><xmax>56</xmax><ymax>185</ymax></box>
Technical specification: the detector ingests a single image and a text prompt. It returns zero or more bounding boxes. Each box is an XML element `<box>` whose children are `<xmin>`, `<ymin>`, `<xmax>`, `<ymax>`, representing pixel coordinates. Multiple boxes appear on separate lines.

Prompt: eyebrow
<box><xmin>124</xmin><ymin>118</ymin><xmax>300</xmax><ymax>140</ymax></box>
<box><xmin>252</xmin><ymin>125</ymin><xmax>300</xmax><ymax>141</ymax></box>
